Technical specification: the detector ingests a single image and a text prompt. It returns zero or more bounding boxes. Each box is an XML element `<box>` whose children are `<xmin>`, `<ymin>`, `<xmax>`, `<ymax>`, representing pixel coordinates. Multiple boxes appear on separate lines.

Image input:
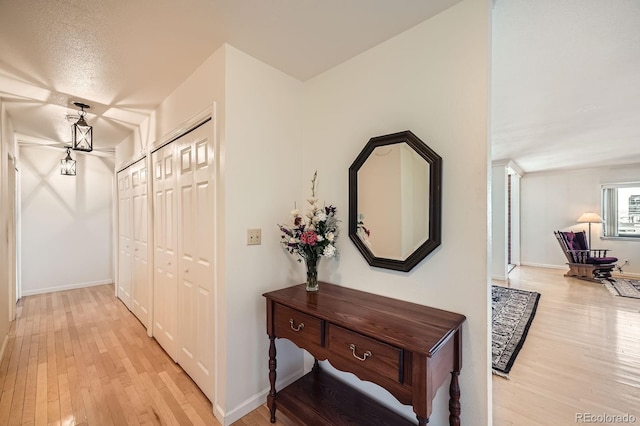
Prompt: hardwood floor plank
<box><xmin>1</xmin><ymin>335</ymin><xmax>21</xmax><ymax>393</ymax></box>
<box><xmin>7</xmin><ymin>322</ymin><xmax>32</xmax><ymax>426</ymax></box>
<box><xmin>110</xmin><ymin>378</ymin><xmax>140</xmax><ymax>426</ymax></box>
<box><xmin>493</xmin><ymin>266</ymin><xmax>640</xmax><ymax>425</ymax></box>
<box><xmin>138</xmin><ymin>372</ymin><xmax>180</xmax><ymax>426</ymax></box>
<box><xmin>99</xmin><ymin>380</ymin><xmax>128</xmax><ymax>426</ymax></box>
<box><xmin>20</xmin><ymin>349</ymin><xmax>38</xmax><ymax>425</ymax></box>
<box><xmin>46</xmin><ymin>331</ymin><xmax>58</xmax><ymax>405</ymax></box>
<box><xmin>0</xmin><ymin>390</ymin><xmax>14</xmax><ymax>425</ymax></box>
<box><xmin>56</xmin><ymin>373</ymin><xmax>73</xmax><ymax>426</ymax></box>
<box><xmin>64</xmin><ymin>358</ymin><xmax>86</xmax><ymax>424</ymax></box>
<box><xmin>34</xmin><ymin>363</ymin><xmax>47</xmax><ymax>426</ymax></box>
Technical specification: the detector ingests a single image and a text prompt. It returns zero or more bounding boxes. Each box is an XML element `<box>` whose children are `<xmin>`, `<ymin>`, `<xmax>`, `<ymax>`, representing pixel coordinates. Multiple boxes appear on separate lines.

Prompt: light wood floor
<box><xmin>0</xmin><ymin>284</ymin><xmax>295</xmax><ymax>426</ymax></box>
<box><xmin>2</xmin><ymin>268</ymin><xmax>638</xmax><ymax>425</ymax></box>
<box><xmin>493</xmin><ymin>266</ymin><xmax>640</xmax><ymax>425</ymax></box>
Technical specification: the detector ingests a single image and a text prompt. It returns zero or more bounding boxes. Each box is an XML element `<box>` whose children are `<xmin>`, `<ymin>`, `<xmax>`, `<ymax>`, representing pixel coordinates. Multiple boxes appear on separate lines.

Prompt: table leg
<box><xmin>449</xmin><ymin>370</ymin><xmax>461</xmax><ymax>426</ymax></box>
<box><xmin>267</xmin><ymin>335</ymin><xmax>277</xmax><ymax>423</ymax></box>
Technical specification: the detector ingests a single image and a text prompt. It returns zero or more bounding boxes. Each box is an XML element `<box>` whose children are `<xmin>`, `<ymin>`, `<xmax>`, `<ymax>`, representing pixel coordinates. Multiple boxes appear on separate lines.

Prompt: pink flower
<box><xmin>300</xmin><ymin>230</ymin><xmax>318</xmax><ymax>246</ymax></box>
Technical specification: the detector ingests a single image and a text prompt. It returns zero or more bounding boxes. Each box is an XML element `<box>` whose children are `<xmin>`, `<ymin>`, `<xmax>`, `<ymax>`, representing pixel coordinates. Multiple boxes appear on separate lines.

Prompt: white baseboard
<box><xmin>612</xmin><ymin>271</ymin><xmax>640</xmax><ymax>279</ymax></box>
<box><xmin>520</xmin><ymin>262</ymin><xmax>566</xmax><ymax>270</ymax></box>
<box><xmin>0</xmin><ymin>334</ymin><xmax>8</xmax><ymax>364</ymax></box>
<box><xmin>22</xmin><ymin>279</ymin><xmax>113</xmax><ymax>296</ymax></box>
<box><xmin>520</xmin><ymin>263</ymin><xmax>640</xmax><ymax>279</ymax></box>
<box><xmin>218</xmin><ymin>368</ymin><xmax>304</xmax><ymax>426</ymax></box>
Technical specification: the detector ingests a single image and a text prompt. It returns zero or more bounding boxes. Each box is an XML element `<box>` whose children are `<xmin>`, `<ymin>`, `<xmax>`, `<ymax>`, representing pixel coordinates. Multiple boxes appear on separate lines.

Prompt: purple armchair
<box><xmin>554</xmin><ymin>230</ymin><xmax>618</xmax><ymax>281</ymax></box>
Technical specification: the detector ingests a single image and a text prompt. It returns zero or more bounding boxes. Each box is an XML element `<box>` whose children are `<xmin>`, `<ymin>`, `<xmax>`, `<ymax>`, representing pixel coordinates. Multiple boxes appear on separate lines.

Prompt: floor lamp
<box><xmin>577</xmin><ymin>212</ymin><xmax>603</xmax><ymax>248</ymax></box>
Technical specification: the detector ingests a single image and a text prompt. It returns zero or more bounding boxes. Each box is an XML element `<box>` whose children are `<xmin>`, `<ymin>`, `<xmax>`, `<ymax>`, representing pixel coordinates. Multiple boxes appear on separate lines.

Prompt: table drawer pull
<box><xmin>349</xmin><ymin>344</ymin><xmax>372</xmax><ymax>361</ymax></box>
<box><xmin>289</xmin><ymin>319</ymin><xmax>304</xmax><ymax>332</ymax></box>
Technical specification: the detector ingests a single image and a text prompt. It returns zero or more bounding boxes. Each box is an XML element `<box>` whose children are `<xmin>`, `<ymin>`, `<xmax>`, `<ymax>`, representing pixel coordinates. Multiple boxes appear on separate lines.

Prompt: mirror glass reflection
<box><xmin>356</xmin><ymin>143</ymin><xmax>430</xmax><ymax>260</ymax></box>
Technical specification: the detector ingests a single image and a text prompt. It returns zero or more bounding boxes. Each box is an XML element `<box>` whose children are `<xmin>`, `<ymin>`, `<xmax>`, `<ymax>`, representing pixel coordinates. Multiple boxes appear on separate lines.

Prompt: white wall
<box><xmin>492</xmin><ymin>164</ymin><xmax>508</xmax><ymax>280</ymax></box>
<box><xmin>222</xmin><ymin>45</ymin><xmax>305</xmax><ymax>422</ymax></box>
<box><xmin>20</xmin><ymin>146</ymin><xmax>114</xmax><ymax>295</ymax></box>
<box><xmin>510</xmin><ymin>170</ymin><xmax>521</xmax><ymax>265</ymax></box>
<box><xmin>521</xmin><ymin>164</ymin><xmax>640</xmax><ymax>275</ymax></box>
<box><xmin>0</xmin><ymin>99</ymin><xmax>16</xmax><ymax>360</ymax></box>
<box><xmin>303</xmin><ymin>0</ymin><xmax>490</xmax><ymax>423</ymax></box>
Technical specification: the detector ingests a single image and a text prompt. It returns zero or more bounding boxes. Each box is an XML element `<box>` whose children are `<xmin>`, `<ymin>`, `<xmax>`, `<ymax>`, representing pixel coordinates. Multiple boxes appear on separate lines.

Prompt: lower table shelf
<box><xmin>275</xmin><ymin>368</ymin><xmax>415</xmax><ymax>426</ymax></box>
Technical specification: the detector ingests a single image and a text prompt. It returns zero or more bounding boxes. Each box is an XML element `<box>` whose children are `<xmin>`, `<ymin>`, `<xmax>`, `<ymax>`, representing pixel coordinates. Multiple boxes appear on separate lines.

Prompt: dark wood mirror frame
<box><xmin>348</xmin><ymin>130</ymin><xmax>442</xmax><ymax>272</ymax></box>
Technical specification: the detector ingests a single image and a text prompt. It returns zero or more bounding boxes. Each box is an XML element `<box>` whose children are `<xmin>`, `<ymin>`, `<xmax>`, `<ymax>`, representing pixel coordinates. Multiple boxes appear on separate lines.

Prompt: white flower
<box><xmin>312</xmin><ymin>215</ymin><xmax>320</xmax><ymax>224</ymax></box>
<box><xmin>290</xmin><ymin>209</ymin><xmax>301</xmax><ymax>216</ymax></box>
<box><xmin>316</xmin><ymin>235</ymin><xmax>324</xmax><ymax>242</ymax></box>
<box><xmin>307</xmin><ymin>197</ymin><xmax>318</xmax><ymax>205</ymax></box>
<box><xmin>316</xmin><ymin>212</ymin><xmax>327</xmax><ymax>222</ymax></box>
<box><xmin>326</xmin><ymin>232</ymin><xmax>335</xmax><ymax>242</ymax></box>
<box><xmin>323</xmin><ymin>244</ymin><xmax>336</xmax><ymax>258</ymax></box>
<box><xmin>289</xmin><ymin>237</ymin><xmax>298</xmax><ymax>244</ymax></box>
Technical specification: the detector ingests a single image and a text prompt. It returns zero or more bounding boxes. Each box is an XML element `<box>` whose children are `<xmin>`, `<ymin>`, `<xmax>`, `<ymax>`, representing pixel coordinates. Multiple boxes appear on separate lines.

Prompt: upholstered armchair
<box><xmin>554</xmin><ymin>230</ymin><xmax>618</xmax><ymax>281</ymax></box>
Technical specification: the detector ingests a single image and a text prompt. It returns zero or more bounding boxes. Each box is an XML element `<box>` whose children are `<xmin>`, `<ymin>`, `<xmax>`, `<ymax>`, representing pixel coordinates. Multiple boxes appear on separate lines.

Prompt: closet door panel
<box><xmin>177</xmin><ymin>120</ymin><xmax>215</xmax><ymax>401</ymax></box>
<box><xmin>152</xmin><ymin>146</ymin><xmax>178</xmax><ymax>360</ymax></box>
<box><xmin>117</xmin><ymin>172</ymin><xmax>133</xmax><ymax>309</ymax></box>
<box><xmin>131</xmin><ymin>161</ymin><xmax>149</xmax><ymax>327</ymax></box>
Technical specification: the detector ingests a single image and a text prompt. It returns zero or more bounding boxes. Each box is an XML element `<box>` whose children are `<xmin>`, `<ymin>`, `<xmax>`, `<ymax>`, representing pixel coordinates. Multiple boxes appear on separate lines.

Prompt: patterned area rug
<box><xmin>492</xmin><ymin>286</ymin><xmax>541</xmax><ymax>377</ymax></box>
<box><xmin>603</xmin><ymin>278</ymin><xmax>640</xmax><ymax>299</ymax></box>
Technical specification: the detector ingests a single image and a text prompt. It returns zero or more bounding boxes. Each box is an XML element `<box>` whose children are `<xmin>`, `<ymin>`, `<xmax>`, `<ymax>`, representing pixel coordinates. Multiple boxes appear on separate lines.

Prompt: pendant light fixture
<box><xmin>61</xmin><ymin>147</ymin><xmax>76</xmax><ymax>176</ymax></box>
<box><xmin>71</xmin><ymin>102</ymin><xmax>93</xmax><ymax>152</ymax></box>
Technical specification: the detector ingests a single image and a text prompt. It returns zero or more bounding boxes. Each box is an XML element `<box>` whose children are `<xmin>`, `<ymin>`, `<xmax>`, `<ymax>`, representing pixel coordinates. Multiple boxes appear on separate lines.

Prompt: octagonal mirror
<box><xmin>348</xmin><ymin>131</ymin><xmax>442</xmax><ymax>272</ymax></box>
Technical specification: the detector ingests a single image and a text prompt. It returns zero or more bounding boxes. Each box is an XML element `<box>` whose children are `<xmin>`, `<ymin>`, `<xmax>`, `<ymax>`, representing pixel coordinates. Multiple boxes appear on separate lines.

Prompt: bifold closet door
<box><xmin>177</xmin><ymin>119</ymin><xmax>215</xmax><ymax>401</ymax></box>
<box><xmin>152</xmin><ymin>143</ymin><xmax>178</xmax><ymax>361</ymax></box>
<box><xmin>117</xmin><ymin>158</ymin><xmax>150</xmax><ymax>328</ymax></box>
<box><xmin>117</xmin><ymin>170</ymin><xmax>133</xmax><ymax>309</ymax></box>
<box><xmin>131</xmin><ymin>160</ymin><xmax>150</xmax><ymax>327</ymax></box>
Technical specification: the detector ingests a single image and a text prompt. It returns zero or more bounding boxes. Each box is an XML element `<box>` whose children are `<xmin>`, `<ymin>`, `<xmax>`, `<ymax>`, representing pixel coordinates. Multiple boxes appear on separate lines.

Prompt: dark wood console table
<box><xmin>263</xmin><ymin>282</ymin><xmax>466</xmax><ymax>425</ymax></box>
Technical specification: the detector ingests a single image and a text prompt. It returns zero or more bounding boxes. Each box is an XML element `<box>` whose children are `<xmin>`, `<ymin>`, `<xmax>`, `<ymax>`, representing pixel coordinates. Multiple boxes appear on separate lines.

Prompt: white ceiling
<box><xmin>492</xmin><ymin>0</ymin><xmax>640</xmax><ymax>173</ymax></box>
<box><xmin>0</xmin><ymin>0</ymin><xmax>461</xmax><ymax>152</ymax></box>
<box><xmin>1</xmin><ymin>0</ymin><xmax>638</xmax><ymax>173</ymax></box>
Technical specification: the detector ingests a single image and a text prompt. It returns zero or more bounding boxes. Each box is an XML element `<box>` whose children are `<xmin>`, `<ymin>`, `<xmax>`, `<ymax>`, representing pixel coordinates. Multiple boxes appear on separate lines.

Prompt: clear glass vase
<box><xmin>305</xmin><ymin>256</ymin><xmax>320</xmax><ymax>292</ymax></box>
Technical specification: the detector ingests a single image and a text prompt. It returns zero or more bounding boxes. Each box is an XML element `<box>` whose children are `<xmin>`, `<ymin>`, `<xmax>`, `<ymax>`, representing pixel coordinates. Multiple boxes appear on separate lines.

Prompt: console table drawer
<box><xmin>327</xmin><ymin>324</ymin><xmax>402</xmax><ymax>384</ymax></box>
<box><xmin>274</xmin><ymin>303</ymin><xmax>323</xmax><ymax>347</ymax></box>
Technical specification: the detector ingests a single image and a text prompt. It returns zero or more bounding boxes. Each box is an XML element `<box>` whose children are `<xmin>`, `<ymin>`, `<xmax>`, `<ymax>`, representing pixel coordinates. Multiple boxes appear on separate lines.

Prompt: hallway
<box><xmin>0</xmin><ymin>284</ymin><xmax>219</xmax><ymax>425</ymax></box>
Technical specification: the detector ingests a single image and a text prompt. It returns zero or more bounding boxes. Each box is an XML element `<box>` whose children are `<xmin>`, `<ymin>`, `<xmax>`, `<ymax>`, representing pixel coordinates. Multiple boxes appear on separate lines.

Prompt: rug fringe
<box><xmin>492</xmin><ymin>370</ymin><xmax>510</xmax><ymax>379</ymax></box>
<box><xmin>602</xmin><ymin>280</ymin><xmax>619</xmax><ymax>297</ymax></box>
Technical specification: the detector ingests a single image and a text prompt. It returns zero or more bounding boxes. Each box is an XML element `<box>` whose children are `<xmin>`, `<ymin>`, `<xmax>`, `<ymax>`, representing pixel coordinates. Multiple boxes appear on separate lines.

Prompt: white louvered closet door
<box><xmin>131</xmin><ymin>160</ymin><xmax>150</xmax><ymax>327</ymax></box>
<box><xmin>152</xmin><ymin>143</ymin><xmax>179</xmax><ymax>361</ymax></box>
<box><xmin>117</xmin><ymin>170</ymin><xmax>133</xmax><ymax>309</ymax></box>
<box><xmin>177</xmin><ymin>118</ymin><xmax>215</xmax><ymax>401</ymax></box>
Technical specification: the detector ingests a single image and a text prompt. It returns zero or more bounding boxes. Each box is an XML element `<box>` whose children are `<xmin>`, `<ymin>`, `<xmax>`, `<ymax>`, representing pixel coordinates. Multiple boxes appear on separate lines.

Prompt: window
<box><xmin>602</xmin><ymin>183</ymin><xmax>640</xmax><ymax>238</ymax></box>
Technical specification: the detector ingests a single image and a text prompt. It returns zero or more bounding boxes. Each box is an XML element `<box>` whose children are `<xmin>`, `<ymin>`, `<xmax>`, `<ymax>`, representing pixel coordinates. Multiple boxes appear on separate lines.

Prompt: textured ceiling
<box><xmin>492</xmin><ymin>0</ymin><xmax>640</xmax><ymax>173</ymax></box>
<box><xmin>3</xmin><ymin>0</ymin><xmax>636</xmax><ymax>173</ymax></box>
<box><xmin>0</xmin><ymin>0</ymin><xmax>462</xmax><ymax>152</ymax></box>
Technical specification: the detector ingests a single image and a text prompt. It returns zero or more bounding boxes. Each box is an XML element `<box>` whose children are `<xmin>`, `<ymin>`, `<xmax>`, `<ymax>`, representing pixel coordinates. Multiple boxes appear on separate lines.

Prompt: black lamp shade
<box><xmin>72</xmin><ymin>115</ymin><xmax>93</xmax><ymax>152</ymax></box>
<box><xmin>61</xmin><ymin>148</ymin><xmax>76</xmax><ymax>176</ymax></box>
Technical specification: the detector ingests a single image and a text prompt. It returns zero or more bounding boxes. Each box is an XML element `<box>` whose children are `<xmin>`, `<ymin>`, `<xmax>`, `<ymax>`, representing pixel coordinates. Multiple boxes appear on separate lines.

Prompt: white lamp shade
<box><xmin>577</xmin><ymin>212</ymin><xmax>603</xmax><ymax>223</ymax></box>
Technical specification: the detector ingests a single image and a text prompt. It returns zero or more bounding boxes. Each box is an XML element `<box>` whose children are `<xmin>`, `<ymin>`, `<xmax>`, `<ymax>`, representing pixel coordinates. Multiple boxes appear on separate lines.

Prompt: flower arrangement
<box><xmin>278</xmin><ymin>171</ymin><xmax>339</xmax><ymax>291</ymax></box>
